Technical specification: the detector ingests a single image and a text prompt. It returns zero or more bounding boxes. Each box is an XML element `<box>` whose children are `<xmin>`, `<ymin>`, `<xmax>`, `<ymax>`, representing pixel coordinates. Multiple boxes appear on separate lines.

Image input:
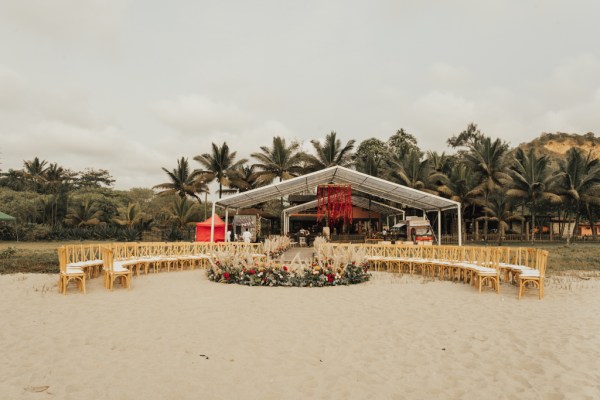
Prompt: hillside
<box><xmin>519</xmin><ymin>132</ymin><xmax>600</xmax><ymax>158</ymax></box>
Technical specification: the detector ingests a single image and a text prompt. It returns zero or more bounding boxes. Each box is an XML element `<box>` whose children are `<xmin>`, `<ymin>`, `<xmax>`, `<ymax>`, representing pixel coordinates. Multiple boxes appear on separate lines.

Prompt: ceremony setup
<box><xmin>5</xmin><ymin>3</ymin><xmax>600</xmax><ymax>398</ymax></box>
<box><xmin>58</xmin><ymin>167</ymin><xmax>548</xmax><ymax>299</ymax></box>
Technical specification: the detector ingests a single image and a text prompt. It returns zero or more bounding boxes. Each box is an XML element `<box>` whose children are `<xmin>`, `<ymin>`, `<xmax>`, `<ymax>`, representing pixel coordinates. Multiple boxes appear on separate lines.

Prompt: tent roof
<box><xmin>283</xmin><ymin>195</ymin><xmax>405</xmax><ymax>216</ymax></box>
<box><xmin>216</xmin><ymin>166</ymin><xmax>460</xmax><ymax>212</ymax></box>
<box><xmin>0</xmin><ymin>211</ymin><xmax>16</xmax><ymax>221</ymax></box>
<box><xmin>196</xmin><ymin>214</ymin><xmax>225</xmax><ymax>227</ymax></box>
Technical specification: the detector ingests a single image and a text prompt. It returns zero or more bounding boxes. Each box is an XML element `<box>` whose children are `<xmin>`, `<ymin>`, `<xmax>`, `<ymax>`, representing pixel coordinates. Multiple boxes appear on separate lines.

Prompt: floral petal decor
<box><xmin>207</xmin><ymin>261</ymin><xmax>371</xmax><ymax>287</ymax></box>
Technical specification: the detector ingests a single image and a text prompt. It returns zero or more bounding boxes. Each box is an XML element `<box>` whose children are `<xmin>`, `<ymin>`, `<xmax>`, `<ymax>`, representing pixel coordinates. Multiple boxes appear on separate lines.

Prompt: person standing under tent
<box><xmin>242</xmin><ymin>228</ymin><xmax>252</xmax><ymax>243</ymax></box>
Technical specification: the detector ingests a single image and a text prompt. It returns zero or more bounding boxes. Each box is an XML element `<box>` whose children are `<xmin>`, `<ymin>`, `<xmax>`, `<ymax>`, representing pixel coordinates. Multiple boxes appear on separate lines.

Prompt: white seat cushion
<box><xmin>519</xmin><ymin>270</ymin><xmax>540</xmax><ymax>278</ymax></box>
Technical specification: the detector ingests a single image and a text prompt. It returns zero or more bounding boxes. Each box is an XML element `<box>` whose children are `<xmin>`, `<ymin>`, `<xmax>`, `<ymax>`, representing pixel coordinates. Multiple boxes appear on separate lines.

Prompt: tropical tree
<box><xmin>436</xmin><ymin>163</ymin><xmax>479</xmax><ymax>238</ymax></box>
<box><xmin>44</xmin><ymin>163</ymin><xmax>75</xmax><ymax>227</ymax></box>
<box><xmin>556</xmin><ymin>148</ymin><xmax>600</xmax><ymax>241</ymax></box>
<box><xmin>427</xmin><ymin>151</ymin><xmax>452</xmax><ymax>174</ymax></box>
<box><xmin>0</xmin><ymin>169</ymin><xmax>26</xmax><ymax>191</ymax></box>
<box><xmin>354</xmin><ymin>138</ymin><xmax>388</xmax><ymax>177</ymax></box>
<box><xmin>194</xmin><ymin>142</ymin><xmax>248</xmax><ymax>198</ymax></box>
<box><xmin>154</xmin><ymin>157</ymin><xmax>209</xmax><ymax>204</ymax></box>
<box><xmin>227</xmin><ymin>165</ymin><xmax>260</xmax><ymax>193</ymax></box>
<box><xmin>387</xmin><ymin>129</ymin><xmax>421</xmax><ymax>156</ymax></box>
<box><xmin>64</xmin><ymin>200</ymin><xmax>103</xmax><ymax>227</ymax></box>
<box><xmin>447</xmin><ymin>123</ymin><xmax>485</xmax><ymax>149</ymax></box>
<box><xmin>251</xmin><ymin>136</ymin><xmax>305</xmax><ymax>184</ymax></box>
<box><xmin>388</xmin><ymin>150</ymin><xmax>439</xmax><ymax>192</ymax></box>
<box><xmin>304</xmin><ymin>131</ymin><xmax>355</xmax><ymax>170</ymax></box>
<box><xmin>464</xmin><ymin>136</ymin><xmax>511</xmax><ymax>240</ymax></box>
<box><xmin>481</xmin><ymin>191</ymin><xmax>522</xmax><ymax>246</ymax></box>
<box><xmin>23</xmin><ymin>157</ymin><xmax>48</xmax><ymax>193</ymax></box>
<box><xmin>170</xmin><ymin>197</ymin><xmax>200</xmax><ymax>232</ymax></box>
<box><xmin>112</xmin><ymin>202</ymin><xmax>147</xmax><ymax>229</ymax></box>
<box><xmin>75</xmin><ymin>168</ymin><xmax>115</xmax><ymax>188</ymax></box>
<box><xmin>506</xmin><ymin>147</ymin><xmax>561</xmax><ymax>241</ymax></box>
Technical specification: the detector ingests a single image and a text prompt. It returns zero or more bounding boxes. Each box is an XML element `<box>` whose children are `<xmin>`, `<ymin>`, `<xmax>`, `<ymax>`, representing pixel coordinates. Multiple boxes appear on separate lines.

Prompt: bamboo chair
<box><xmin>472</xmin><ymin>248</ymin><xmax>500</xmax><ymax>293</ymax></box>
<box><xmin>62</xmin><ymin>244</ymin><xmax>104</xmax><ymax>279</ymax></box>
<box><xmin>436</xmin><ymin>246</ymin><xmax>458</xmax><ymax>280</ymax></box>
<box><xmin>518</xmin><ymin>249</ymin><xmax>547</xmax><ymax>299</ymax></box>
<box><xmin>102</xmin><ymin>247</ymin><xmax>132</xmax><ymax>291</ymax></box>
<box><xmin>58</xmin><ymin>246</ymin><xmax>86</xmax><ymax>295</ymax></box>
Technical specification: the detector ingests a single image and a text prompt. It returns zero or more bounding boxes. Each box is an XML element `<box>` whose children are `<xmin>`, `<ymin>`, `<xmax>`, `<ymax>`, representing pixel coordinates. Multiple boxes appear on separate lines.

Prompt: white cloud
<box><xmin>0</xmin><ymin>0</ymin><xmax>128</xmax><ymax>43</ymax></box>
<box><xmin>429</xmin><ymin>63</ymin><xmax>469</xmax><ymax>86</ymax></box>
<box><xmin>153</xmin><ymin>95</ymin><xmax>256</xmax><ymax>136</ymax></box>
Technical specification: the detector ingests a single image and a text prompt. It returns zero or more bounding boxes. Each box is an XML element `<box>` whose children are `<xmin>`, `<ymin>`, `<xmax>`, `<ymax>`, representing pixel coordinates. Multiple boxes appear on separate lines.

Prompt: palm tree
<box><xmin>0</xmin><ymin>169</ymin><xmax>27</xmax><ymax>191</ymax></box>
<box><xmin>388</xmin><ymin>150</ymin><xmax>440</xmax><ymax>192</ymax></box>
<box><xmin>251</xmin><ymin>136</ymin><xmax>305</xmax><ymax>184</ymax></box>
<box><xmin>112</xmin><ymin>202</ymin><xmax>146</xmax><ymax>229</ymax></box>
<box><xmin>64</xmin><ymin>200</ymin><xmax>103</xmax><ymax>227</ymax></box>
<box><xmin>154</xmin><ymin>157</ymin><xmax>209</xmax><ymax>204</ymax></box>
<box><xmin>464</xmin><ymin>137</ymin><xmax>511</xmax><ymax>240</ymax></box>
<box><xmin>481</xmin><ymin>191</ymin><xmax>522</xmax><ymax>246</ymax></box>
<box><xmin>304</xmin><ymin>131</ymin><xmax>355</xmax><ymax>171</ymax></box>
<box><xmin>436</xmin><ymin>163</ymin><xmax>479</xmax><ymax>239</ymax></box>
<box><xmin>556</xmin><ymin>148</ymin><xmax>600</xmax><ymax>241</ymax></box>
<box><xmin>427</xmin><ymin>151</ymin><xmax>451</xmax><ymax>174</ymax></box>
<box><xmin>44</xmin><ymin>163</ymin><xmax>73</xmax><ymax>227</ymax></box>
<box><xmin>23</xmin><ymin>157</ymin><xmax>48</xmax><ymax>193</ymax></box>
<box><xmin>170</xmin><ymin>197</ymin><xmax>200</xmax><ymax>233</ymax></box>
<box><xmin>194</xmin><ymin>142</ymin><xmax>248</xmax><ymax>198</ymax></box>
<box><xmin>227</xmin><ymin>165</ymin><xmax>260</xmax><ymax>193</ymax></box>
<box><xmin>507</xmin><ymin>147</ymin><xmax>561</xmax><ymax>241</ymax></box>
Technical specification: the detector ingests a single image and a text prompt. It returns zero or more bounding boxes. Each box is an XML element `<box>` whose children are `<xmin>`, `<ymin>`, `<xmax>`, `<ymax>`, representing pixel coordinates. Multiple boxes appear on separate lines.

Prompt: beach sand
<box><xmin>1</xmin><ymin>270</ymin><xmax>599</xmax><ymax>399</ymax></box>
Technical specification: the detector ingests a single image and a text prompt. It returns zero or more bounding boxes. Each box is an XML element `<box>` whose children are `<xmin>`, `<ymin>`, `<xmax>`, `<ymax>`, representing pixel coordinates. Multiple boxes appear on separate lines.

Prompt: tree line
<box><xmin>2</xmin><ymin>124</ymin><xmax>600</xmax><ymax>242</ymax></box>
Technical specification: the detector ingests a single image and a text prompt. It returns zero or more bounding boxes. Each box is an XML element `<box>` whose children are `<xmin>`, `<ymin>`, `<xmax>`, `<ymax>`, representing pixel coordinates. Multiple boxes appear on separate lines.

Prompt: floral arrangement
<box><xmin>263</xmin><ymin>236</ymin><xmax>292</xmax><ymax>260</ymax></box>
<box><xmin>207</xmin><ymin>260</ymin><xmax>371</xmax><ymax>287</ymax></box>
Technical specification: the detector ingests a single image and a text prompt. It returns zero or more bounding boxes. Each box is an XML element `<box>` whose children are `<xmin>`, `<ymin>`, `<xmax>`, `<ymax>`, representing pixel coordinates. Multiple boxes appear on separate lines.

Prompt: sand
<box><xmin>1</xmin><ymin>270</ymin><xmax>599</xmax><ymax>400</ymax></box>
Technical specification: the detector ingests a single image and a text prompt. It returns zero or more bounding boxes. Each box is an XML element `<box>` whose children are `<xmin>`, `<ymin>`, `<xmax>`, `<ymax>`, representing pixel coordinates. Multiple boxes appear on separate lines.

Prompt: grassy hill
<box><xmin>518</xmin><ymin>131</ymin><xmax>600</xmax><ymax>158</ymax></box>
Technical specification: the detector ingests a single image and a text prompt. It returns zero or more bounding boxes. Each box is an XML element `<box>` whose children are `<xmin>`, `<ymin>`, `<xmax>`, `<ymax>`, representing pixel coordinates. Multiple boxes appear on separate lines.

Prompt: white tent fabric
<box><xmin>216</xmin><ymin>166</ymin><xmax>460</xmax><ymax>211</ymax></box>
<box><xmin>212</xmin><ymin>166</ymin><xmax>462</xmax><ymax>245</ymax></box>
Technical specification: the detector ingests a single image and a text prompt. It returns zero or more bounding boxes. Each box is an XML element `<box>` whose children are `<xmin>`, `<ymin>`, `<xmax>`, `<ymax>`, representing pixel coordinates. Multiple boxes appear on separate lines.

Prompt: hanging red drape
<box><xmin>317</xmin><ymin>184</ymin><xmax>352</xmax><ymax>226</ymax></box>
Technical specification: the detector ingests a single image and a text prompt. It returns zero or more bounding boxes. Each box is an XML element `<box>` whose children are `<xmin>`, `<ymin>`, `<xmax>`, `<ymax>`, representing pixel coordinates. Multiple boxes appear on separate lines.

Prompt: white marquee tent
<box><xmin>210</xmin><ymin>166</ymin><xmax>462</xmax><ymax>245</ymax></box>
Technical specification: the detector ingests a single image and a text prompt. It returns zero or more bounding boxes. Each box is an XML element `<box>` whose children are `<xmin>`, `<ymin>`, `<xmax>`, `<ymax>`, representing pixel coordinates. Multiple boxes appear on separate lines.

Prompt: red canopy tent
<box><xmin>196</xmin><ymin>214</ymin><xmax>225</xmax><ymax>242</ymax></box>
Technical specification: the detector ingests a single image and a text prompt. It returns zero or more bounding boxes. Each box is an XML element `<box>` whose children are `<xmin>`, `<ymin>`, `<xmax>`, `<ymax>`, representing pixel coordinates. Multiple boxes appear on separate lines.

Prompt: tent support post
<box><xmin>210</xmin><ymin>203</ymin><xmax>216</xmax><ymax>242</ymax></box>
<box><xmin>224</xmin><ymin>207</ymin><xmax>229</xmax><ymax>241</ymax></box>
<box><xmin>457</xmin><ymin>206</ymin><xmax>462</xmax><ymax>246</ymax></box>
<box><xmin>437</xmin><ymin>210</ymin><xmax>442</xmax><ymax>245</ymax></box>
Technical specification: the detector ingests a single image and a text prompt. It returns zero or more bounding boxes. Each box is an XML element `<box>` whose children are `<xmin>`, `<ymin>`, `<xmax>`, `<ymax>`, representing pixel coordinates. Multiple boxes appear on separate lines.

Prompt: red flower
<box><xmin>248</xmin><ymin>269</ymin><xmax>256</xmax><ymax>275</ymax></box>
<box><xmin>327</xmin><ymin>274</ymin><xmax>334</xmax><ymax>283</ymax></box>
<box><xmin>283</xmin><ymin>266</ymin><xmax>288</xmax><ymax>271</ymax></box>
<box><xmin>223</xmin><ymin>272</ymin><xmax>230</xmax><ymax>280</ymax></box>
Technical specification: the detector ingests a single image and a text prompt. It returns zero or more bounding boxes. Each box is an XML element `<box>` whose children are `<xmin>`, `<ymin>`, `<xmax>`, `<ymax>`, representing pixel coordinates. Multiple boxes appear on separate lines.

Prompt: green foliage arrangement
<box><xmin>207</xmin><ymin>260</ymin><xmax>371</xmax><ymax>287</ymax></box>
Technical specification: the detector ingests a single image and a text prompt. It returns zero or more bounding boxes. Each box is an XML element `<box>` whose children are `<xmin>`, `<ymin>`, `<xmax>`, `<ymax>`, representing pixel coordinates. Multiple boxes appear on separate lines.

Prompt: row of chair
<box><xmin>320</xmin><ymin>244</ymin><xmax>548</xmax><ymax>299</ymax></box>
<box><xmin>58</xmin><ymin>242</ymin><xmax>266</xmax><ymax>294</ymax></box>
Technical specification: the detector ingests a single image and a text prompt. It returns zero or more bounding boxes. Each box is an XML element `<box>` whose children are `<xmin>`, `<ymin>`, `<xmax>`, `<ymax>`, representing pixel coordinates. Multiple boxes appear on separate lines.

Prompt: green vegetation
<box><xmin>0</xmin><ymin>246</ymin><xmax>58</xmax><ymax>274</ymax></box>
<box><xmin>2</xmin><ymin>127</ymin><xmax>600</xmax><ymax>247</ymax></box>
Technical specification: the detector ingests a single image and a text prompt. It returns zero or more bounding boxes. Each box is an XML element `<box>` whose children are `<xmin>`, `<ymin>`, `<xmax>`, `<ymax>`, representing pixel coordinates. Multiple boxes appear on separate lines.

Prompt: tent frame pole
<box><xmin>224</xmin><ymin>207</ymin><xmax>229</xmax><ymax>241</ymax></box>
<box><xmin>210</xmin><ymin>203</ymin><xmax>216</xmax><ymax>242</ymax></box>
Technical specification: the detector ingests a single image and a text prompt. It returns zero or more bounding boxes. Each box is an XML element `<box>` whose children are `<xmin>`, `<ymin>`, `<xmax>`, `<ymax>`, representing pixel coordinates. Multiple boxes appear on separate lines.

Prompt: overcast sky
<box><xmin>1</xmin><ymin>0</ymin><xmax>599</xmax><ymax>195</ymax></box>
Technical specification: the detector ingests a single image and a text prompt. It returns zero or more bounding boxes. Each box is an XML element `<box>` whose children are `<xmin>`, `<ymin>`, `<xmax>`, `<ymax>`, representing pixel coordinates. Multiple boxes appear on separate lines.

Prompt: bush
<box><xmin>21</xmin><ymin>224</ymin><xmax>52</xmax><ymax>241</ymax></box>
